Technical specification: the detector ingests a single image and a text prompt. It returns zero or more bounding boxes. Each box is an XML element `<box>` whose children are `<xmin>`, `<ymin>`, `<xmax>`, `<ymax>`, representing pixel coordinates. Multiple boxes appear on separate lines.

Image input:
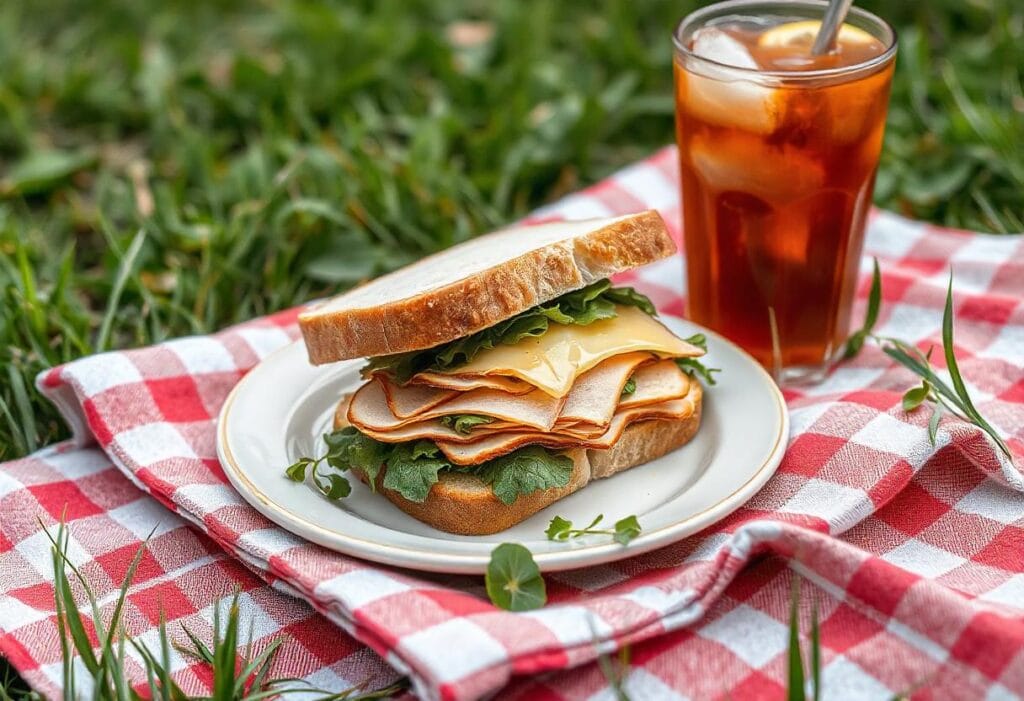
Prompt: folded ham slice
<box><xmin>348</xmin><ymin>353</ymin><xmax>696</xmax><ymax>448</ymax></box>
<box><xmin>619</xmin><ymin>359</ymin><xmax>691</xmax><ymax>409</ymax></box>
<box><xmin>555</xmin><ymin>351</ymin><xmax>650</xmax><ymax>429</ymax></box>
<box><xmin>353</xmin><ymin>418</ymin><xmax>469</xmax><ymax>444</ymax></box>
<box><xmin>551</xmin><ymin>358</ymin><xmax>689</xmax><ymax>435</ymax></box>
<box><xmin>378</xmin><ymin>381</ymin><xmax>456</xmax><ymax>419</ymax></box>
<box><xmin>348</xmin><ymin>378</ymin><xmax>566</xmax><ymax>433</ymax></box>
<box><xmin>406</xmin><ymin>372</ymin><xmax>534</xmax><ymax>395</ymax></box>
<box><xmin>361</xmin><ymin>354</ymin><xmax>650</xmax><ymax>432</ymax></box>
<box><xmin>435</xmin><ymin>381</ymin><xmax>702</xmax><ymax>464</ymax></box>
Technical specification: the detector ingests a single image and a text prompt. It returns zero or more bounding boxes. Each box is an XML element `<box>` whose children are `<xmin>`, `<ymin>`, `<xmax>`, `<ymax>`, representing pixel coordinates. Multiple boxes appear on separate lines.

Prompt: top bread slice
<box><xmin>298</xmin><ymin>210</ymin><xmax>675</xmax><ymax>364</ymax></box>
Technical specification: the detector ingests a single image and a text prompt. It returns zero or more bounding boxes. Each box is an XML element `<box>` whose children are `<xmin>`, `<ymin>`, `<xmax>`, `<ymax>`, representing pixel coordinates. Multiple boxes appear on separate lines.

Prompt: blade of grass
<box><xmin>95</xmin><ymin>228</ymin><xmax>147</xmax><ymax>352</ymax></box>
<box><xmin>113</xmin><ymin>630</ymin><xmax>130</xmax><ymax>701</ymax></box>
<box><xmin>102</xmin><ymin>532</ymin><xmax>155</xmax><ymax>650</ymax></box>
<box><xmin>5</xmin><ymin>365</ymin><xmax>37</xmax><ymax>453</ymax></box>
<box><xmin>787</xmin><ymin>577</ymin><xmax>805</xmax><ymax>701</ymax></box>
<box><xmin>928</xmin><ymin>404</ymin><xmax>943</xmax><ymax>445</ymax></box>
<box><xmin>882</xmin><ymin>344</ymin><xmax>970</xmax><ymax>418</ymax></box>
<box><xmin>941</xmin><ymin>276</ymin><xmax>1011</xmax><ymax>457</ymax></box>
<box><xmin>214</xmin><ymin>594</ymin><xmax>241</xmax><ymax>700</ymax></box>
<box><xmin>236</xmin><ymin>637</ymin><xmax>284</xmax><ymax>697</ymax></box>
<box><xmin>128</xmin><ymin>640</ymin><xmax>170</xmax><ymax>701</ymax></box>
<box><xmin>52</xmin><ymin>549</ymin><xmax>100</xmax><ymax>676</ymax></box>
<box><xmin>811</xmin><ymin>602</ymin><xmax>820</xmax><ymax>701</ymax></box>
<box><xmin>177</xmin><ymin>625</ymin><xmax>214</xmax><ymax>665</ymax></box>
<box><xmin>0</xmin><ymin>394</ymin><xmax>28</xmax><ymax>459</ymax></box>
<box><xmin>50</xmin><ymin>523</ymin><xmax>75</xmax><ymax>701</ymax></box>
<box><xmin>156</xmin><ymin>614</ymin><xmax>187</xmax><ymax>701</ymax></box>
<box><xmin>13</xmin><ymin>243</ymin><xmax>44</xmax><ymax>338</ymax></box>
<box><xmin>844</xmin><ymin>259</ymin><xmax>882</xmax><ymax>359</ymax></box>
<box><xmin>96</xmin><ymin>529</ymin><xmax>156</xmax><ymax>697</ymax></box>
<box><xmin>39</xmin><ymin>520</ymin><xmax>107</xmax><ymax>651</ymax></box>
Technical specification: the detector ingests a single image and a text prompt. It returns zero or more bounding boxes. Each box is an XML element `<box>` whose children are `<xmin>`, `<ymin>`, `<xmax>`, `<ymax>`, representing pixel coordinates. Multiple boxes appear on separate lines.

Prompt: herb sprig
<box><xmin>677</xmin><ymin>333</ymin><xmax>721</xmax><ymax>386</ymax></box>
<box><xmin>545</xmin><ymin>514</ymin><xmax>642</xmax><ymax>545</ymax></box>
<box><xmin>843</xmin><ymin>260</ymin><xmax>1011</xmax><ymax>458</ymax></box>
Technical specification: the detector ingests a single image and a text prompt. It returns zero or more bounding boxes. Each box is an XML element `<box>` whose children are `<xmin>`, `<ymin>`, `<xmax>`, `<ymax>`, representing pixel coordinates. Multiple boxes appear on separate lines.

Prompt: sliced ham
<box><xmin>348</xmin><ymin>378</ymin><xmax>566</xmax><ymax>433</ymax></box>
<box><xmin>555</xmin><ymin>352</ymin><xmax>651</xmax><ymax>429</ymax></box>
<box><xmin>619</xmin><ymin>359</ymin><xmax>691</xmax><ymax>409</ymax></box>
<box><xmin>354</xmin><ymin>419</ymin><xmax>468</xmax><ymax>444</ymax></box>
<box><xmin>549</xmin><ymin>357</ymin><xmax>688</xmax><ymax>436</ymax></box>
<box><xmin>435</xmin><ymin>383</ymin><xmax>701</xmax><ymax>465</ymax></box>
<box><xmin>347</xmin><ymin>355</ymin><xmax>694</xmax><ymax>446</ymax></box>
<box><xmin>378</xmin><ymin>380</ymin><xmax>457</xmax><ymax>419</ymax></box>
<box><xmin>355</xmin><ymin>415</ymin><xmax>595</xmax><ymax>445</ymax></box>
<box><xmin>407</xmin><ymin>372</ymin><xmax>534</xmax><ymax>395</ymax></box>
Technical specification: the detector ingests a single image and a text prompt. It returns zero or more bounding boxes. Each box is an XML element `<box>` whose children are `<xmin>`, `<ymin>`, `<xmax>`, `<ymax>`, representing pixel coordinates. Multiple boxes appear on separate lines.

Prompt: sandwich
<box><xmin>292</xmin><ymin>210</ymin><xmax>712</xmax><ymax>535</ymax></box>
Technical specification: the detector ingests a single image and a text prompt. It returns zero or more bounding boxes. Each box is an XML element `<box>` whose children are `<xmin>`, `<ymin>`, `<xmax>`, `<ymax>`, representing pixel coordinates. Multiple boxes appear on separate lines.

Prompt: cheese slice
<box><xmin>348</xmin><ymin>378</ymin><xmax>566</xmax><ymax>433</ymax></box>
<box><xmin>433</xmin><ymin>306</ymin><xmax>703</xmax><ymax>397</ymax></box>
<box><xmin>436</xmin><ymin>388</ymin><xmax>701</xmax><ymax>464</ymax></box>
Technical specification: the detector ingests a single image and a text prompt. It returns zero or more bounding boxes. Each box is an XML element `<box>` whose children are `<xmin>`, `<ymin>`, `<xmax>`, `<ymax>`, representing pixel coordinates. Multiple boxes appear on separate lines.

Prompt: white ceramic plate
<box><xmin>217</xmin><ymin>316</ymin><xmax>788</xmax><ymax>574</ymax></box>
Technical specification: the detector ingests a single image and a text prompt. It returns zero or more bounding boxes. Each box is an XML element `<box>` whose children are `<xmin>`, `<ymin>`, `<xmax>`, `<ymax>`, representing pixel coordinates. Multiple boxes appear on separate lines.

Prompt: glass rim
<box><xmin>672</xmin><ymin>0</ymin><xmax>898</xmax><ymax>82</ymax></box>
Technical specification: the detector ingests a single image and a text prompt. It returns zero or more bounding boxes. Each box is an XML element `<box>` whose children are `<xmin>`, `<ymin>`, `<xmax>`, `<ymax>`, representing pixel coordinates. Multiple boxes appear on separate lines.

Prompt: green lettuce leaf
<box><xmin>381</xmin><ymin>441</ymin><xmax>449</xmax><ymax>502</ymax></box>
<box><xmin>474</xmin><ymin>445</ymin><xmax>574</xmax><ymax>505</ymax></box>
<box><xmin>543</xmin><ymin>279</ymin><xmax>617</xmax><ymax>325</ymax></box>
<box><xmin>621</xmin><ymin>376</ymin><xmax>636</xmax><ymax>396</ymax></box>
<box><xmin>316</xmin><ymin>427</ymin><xmax>572</xmax><ymax>505</ymax></box>
<box><xmin>602</xmin><ymin>285</ymin><xmax>656</xmax><ymax>315</ymax></box>
<box><xmin>439</xmin><ymin>414</ymin><xmax>495</xmax><ymax>434</ymax></box>
<box><xmin>324</xmin><ymin>426</ymin><xmax>387</xmax><ymax>489</ymax></box>
<box><xmin>363</xmin><ymin>279</ymin><xmax>656</xmax><ymax>383</ymax></box>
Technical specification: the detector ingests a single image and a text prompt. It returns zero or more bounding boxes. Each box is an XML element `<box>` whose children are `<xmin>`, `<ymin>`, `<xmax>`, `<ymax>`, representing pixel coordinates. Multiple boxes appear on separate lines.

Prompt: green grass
<box><xmin>1</xmin><ymin>0</ymin><xmax>1022</xmax><ymax>461</ymax></box>
<box><xmin>0</xmin><ymin>2</ymin><xmax>1021</xmax><ymax>688</ymax></box>
<box><xmin>0</xmin><ymin>518</ymin><xmax>406</xmax><ymax>700</ymax></box>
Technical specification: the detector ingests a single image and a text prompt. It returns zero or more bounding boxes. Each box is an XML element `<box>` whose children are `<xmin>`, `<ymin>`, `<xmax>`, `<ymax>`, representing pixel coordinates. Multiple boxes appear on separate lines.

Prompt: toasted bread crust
<box><xmin>588</xmin><ymin>399</ymin><xmax>702</xmax><ymax>479</ymax></box>
<box><xmin>354</xmin><ymin>448</ymin><xmax>593</xmax><ymax>536</ymax></box>
<box><xmin>337</xmin><ymin>390</ymin><xmax>703</xmax><ymax>535</ymax></box>
<box><xmin>299</xmin><ymin>210</ymin><xmax>675</xmax><ymax>364</ymax></box>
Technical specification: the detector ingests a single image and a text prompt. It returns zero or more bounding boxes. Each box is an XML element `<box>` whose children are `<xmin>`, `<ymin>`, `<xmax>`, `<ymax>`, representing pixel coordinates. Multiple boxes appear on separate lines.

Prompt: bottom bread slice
<box><xmin>334</xmin><ymin>391</ymin><xmax>704</xmax><ymax>536</ymax></box>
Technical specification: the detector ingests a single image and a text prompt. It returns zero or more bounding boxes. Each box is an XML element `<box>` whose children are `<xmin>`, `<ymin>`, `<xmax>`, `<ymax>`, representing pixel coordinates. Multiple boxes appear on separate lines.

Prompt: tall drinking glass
<box><xmin>673</xmin><ymin>0</ymin><xmax>896</xmax><ymax>383</ymax></box>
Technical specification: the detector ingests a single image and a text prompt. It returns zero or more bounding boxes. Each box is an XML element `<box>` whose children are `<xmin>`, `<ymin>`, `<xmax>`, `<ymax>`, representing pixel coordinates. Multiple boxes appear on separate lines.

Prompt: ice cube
<box><xmin>683</xmin><ymin>29</ymin><xmax>779</xmax><ymax>134</ymax></box>
<box><xmin>688</xmin><ymin>134</ymin><xmax>824</xmax><ymax>203</ymax></box>
<box><xmin>826</xmin><ymin>71</ymin><xmax>889</xmax><ymax>145</ymax></box>
<box><xmin>690</xmin><ymin>28</ymin><xmax>760</xmax><ymax>70</ymax></box>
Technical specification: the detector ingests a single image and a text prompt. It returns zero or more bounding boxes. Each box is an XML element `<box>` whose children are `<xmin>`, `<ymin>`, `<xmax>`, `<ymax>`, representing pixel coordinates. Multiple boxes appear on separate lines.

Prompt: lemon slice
<box><xmin>758</xmin><ymin>20</ymin><xmax>875</xmax><ymax>48</ymax></box>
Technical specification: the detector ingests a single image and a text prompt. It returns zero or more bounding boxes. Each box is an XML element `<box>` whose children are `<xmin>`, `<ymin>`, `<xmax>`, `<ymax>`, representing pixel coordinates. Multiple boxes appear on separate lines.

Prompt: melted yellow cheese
<box><xmin>432</xmin><ymin>306</ymin><xmax>703</xmax><ymax>398</ymax></box>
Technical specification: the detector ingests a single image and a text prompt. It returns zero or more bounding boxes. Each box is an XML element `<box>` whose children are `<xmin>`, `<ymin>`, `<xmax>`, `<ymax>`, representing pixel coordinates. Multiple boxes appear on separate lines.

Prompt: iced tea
<box><xmin>673</xmin><ymin>1</ymin><xmax>896</xmax><ymax>382</ymax></box>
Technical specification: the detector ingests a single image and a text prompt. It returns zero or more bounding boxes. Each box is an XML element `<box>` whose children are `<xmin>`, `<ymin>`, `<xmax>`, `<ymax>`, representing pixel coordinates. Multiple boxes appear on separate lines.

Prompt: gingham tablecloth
<box><xmin>2</xmin><ymin>146</ymin><xmax>1023</xmax><ymax>700</ymax></box>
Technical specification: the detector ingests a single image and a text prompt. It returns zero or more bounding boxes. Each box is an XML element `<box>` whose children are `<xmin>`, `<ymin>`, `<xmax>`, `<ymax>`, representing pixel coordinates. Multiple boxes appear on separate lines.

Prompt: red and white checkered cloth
<box><xmin>0</xmin><ymin>446</ymin><xmax>399</xmax><ymax>697</ymax></box>
<box><xmin>2</xmin><ymin>146</ymin><xmax>1023</xmax><ymax>700</ymax></box>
